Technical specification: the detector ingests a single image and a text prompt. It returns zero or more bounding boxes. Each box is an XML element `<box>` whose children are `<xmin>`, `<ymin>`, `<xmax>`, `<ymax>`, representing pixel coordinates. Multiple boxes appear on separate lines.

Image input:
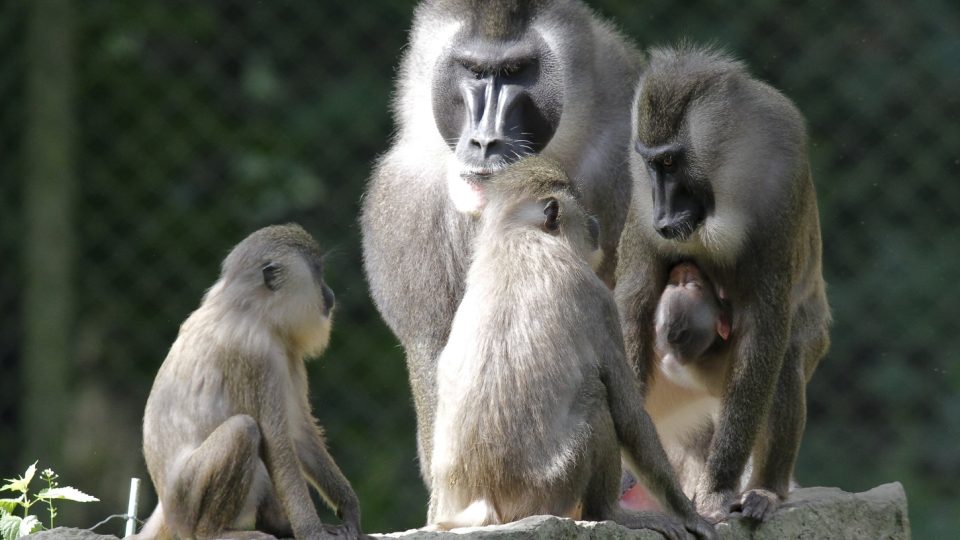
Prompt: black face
<box><xmin>432</xmin><ymin>29</ymin><xmax>562</xmax><ymax>182</ymax></box>
<box><xmin>634</xmin><ymin>141</ymin><xmax>711</xmax><ymax>241</ymax></box>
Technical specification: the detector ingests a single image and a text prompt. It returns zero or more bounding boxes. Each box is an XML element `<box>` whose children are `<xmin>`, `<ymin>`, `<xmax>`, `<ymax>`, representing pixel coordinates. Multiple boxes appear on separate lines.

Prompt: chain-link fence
<box><xmin>1</xmin><ymin>0</ymin><xmax>957</xmax><ymax>537</ymax></box>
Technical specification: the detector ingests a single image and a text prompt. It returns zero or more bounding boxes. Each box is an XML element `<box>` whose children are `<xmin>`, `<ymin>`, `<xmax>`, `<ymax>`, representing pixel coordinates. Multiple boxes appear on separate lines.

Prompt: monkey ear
<box><xmin>262</xmin><ymin>262</ymin><xmax>283</xmax><ymax>291</ymax></box>
<box><xmin>586</xmin><ymin>215</ymin><xmax>600</xmax><ymax>250</ymax></box>
<box><xmin>542</xmin><ymin>198</ymin><xmax>560</xmax><ymax>233</ymax></box>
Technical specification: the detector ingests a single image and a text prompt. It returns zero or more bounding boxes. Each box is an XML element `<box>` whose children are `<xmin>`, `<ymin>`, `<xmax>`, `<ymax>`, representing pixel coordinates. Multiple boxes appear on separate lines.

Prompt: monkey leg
<box><xmin>254</xmin><ymin>465</ymin><xmax>294</xmax><ymax>538</ymax></box>
<box><xmin>738</xmin><ymin>341</ymin><xmax>807</xmax><ymax>522</ymax></box>
<box><xmin>164</xmin><ymin>414</ymin><xmax>264</xmax><ymax>539</ymax></box>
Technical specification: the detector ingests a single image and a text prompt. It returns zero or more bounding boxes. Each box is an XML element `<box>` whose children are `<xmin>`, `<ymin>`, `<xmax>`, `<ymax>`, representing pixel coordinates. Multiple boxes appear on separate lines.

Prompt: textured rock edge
<box><xmin>24</xmin><ymin>483</ymin><xmax>909</xmax><ymax>539</ymax></box>
<box><xmin>374</xmin><ymin>482</ymin><xmax>910</xmax><ymax>540</ymax></box>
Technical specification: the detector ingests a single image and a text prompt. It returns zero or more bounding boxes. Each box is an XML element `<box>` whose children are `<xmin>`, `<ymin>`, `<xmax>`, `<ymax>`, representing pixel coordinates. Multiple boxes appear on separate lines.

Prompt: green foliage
<box><xmin>0</xmin><ymin>462</ymin><xmax>98</xmax><ymax>539</ymax></box>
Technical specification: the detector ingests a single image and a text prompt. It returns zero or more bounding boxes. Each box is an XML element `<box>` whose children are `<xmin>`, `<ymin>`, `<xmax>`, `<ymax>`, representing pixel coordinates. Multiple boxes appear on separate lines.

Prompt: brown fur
<box><xmin>138</xmin><ymin>225</ymin><xmax>364</xmax><ymax>540</ymax></box>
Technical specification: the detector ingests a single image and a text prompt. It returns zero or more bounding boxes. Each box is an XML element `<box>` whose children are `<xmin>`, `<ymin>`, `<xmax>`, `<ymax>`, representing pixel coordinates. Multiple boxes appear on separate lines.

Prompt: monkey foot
<box><xmin>731</xmin><ymin>488</ymin><xmax>780</xmax><ymax>522</ymax></box>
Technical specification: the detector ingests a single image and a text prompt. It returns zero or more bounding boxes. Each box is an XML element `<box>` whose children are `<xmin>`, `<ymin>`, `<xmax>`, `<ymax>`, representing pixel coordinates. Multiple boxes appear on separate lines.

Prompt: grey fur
<box><xmin>616</xmin><ymin>45</ymin><xmax>831</xmax><ymax>522</ymax></box>
<box><xmin>138</xmin><ymin>224</ymin><xmax>364</xmax><ymax>540</ymax></box>
<box><xmin>429</xmin><ymin>157</ymin><xmax>716</xmax><ymax>540</ymax></box>
<box><xmin>360</xmin><ymin>0</ymin><xmax>641</xmax><ymax>493</ymax></box>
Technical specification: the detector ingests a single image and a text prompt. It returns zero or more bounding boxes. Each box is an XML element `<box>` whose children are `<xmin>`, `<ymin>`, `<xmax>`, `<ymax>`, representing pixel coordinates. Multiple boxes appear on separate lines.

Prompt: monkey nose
<box><xmin>655</xmin><ymin>222</ymin><xmax>684</xmax><ymax>240</ymax></box>
<box><xmin>468</xmin><ymin>135</ymin><xmax>502</xmax><ymax>159</ymax></box>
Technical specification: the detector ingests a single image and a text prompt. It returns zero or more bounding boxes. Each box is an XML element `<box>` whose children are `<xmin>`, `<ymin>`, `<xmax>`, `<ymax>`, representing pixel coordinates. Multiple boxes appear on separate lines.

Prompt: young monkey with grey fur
<box><xmin>616</xmin><ymin>46</ymin><xmax>830</xmax><ymax>522</ymax></box>
<box><xmin>138</xmin><ymin>224</ymin><xmax>364</xmax><ymax>540</ymax></box>
<box><xmin>430</xmin><ymin>158</ymin><xmax>716</xmax><ymax>540</ymax></box>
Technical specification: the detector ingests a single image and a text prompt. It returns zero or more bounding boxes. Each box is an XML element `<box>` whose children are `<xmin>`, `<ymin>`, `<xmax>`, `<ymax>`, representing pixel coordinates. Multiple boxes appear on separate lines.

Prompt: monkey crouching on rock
<box><xmin>616</xmin><ymin>45</ymin><xmax>831</xmax><ymax>523</ymax></box>
<box><xmin>429</xmin><ymin>157</ymin><xmax>716</xmax><ymax>540</ymax></box>
<box><xmin>137</xmin><ymin>224</ymin><xmax>365</xmax><ymax>540</ymax></box>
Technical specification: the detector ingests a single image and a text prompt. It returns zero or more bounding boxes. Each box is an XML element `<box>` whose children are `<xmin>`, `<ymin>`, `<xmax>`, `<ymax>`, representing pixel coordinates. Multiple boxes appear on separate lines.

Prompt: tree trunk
<box><xmin>22</xmin><ymin>0</ymin><xmax>75</xmax><ymax>465</ymax></box>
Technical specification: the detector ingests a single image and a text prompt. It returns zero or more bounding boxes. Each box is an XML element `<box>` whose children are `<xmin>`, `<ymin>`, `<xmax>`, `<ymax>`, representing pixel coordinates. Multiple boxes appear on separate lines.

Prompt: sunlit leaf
<box><xmin>19</xmin><ymin>515</ymin><xmax>41</xmax><ymax>537</ymax></box>
<box><xmin>0</xmin><ymin>499</ymin><xmax>20</xmax><ymax>515</ymax></box>
<box><xmin>0</xmin><ymin>462</ymin><xmax>37</xmax><ymax>494</ymax></box>
<box><xmin>37</xmin><ymin>486</ymin><xmax>99</xmax><ymax>503</ymax></box>
<box><xmin>0</xmin><ymin>514</ymin><xmax>21</xmax><ymax>540</ymax></box>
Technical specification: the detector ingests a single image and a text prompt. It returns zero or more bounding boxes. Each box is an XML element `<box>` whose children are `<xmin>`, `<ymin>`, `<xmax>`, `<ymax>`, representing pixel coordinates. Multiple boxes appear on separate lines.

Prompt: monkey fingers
<box><xmin>608</xmin><ymin>509</ymin><xmax>701</xmax><ymax>540</ymax></box>
<box><xmin>731</xmin><ymin>488</ymin><xmax>780</xmax><ymax>522</ymax></box>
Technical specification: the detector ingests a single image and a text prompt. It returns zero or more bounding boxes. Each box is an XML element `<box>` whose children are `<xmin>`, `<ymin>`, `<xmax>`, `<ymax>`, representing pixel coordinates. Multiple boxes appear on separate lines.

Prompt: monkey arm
<box><xmin>599</xmin><ymin>300</ymin><xmax>697</xmax><ymax>520</ymax></box>
<box><xmin>614</xmin><ymin>233</ymin><xmax>667</xmax><ymax>387</ymax></box>
<box><xmin>703</xmin><ymin>278</ymin><xmax>791</xmax><ymax>501</ymax></box>
<box><xmin>294</xmin><ymin>422</ymin><xmax>363</xmax><ymax>535</ymax></box>
<box><xmin>257</xmin><ymin>369</ymin><xmax>326</xmax><ymax>539</ymax></box>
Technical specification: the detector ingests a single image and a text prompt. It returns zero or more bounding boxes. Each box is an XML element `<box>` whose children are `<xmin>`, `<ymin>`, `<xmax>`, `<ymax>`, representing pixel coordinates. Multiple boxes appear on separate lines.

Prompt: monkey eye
<box><xmin>542</xmin><ymin>198</ymin><xmax>560</xmax><ymax>233</ymax></box>
<box><xmin>662</xmin><ymin>155</ymin><xmax>674</xmax><ymax>168</ymax></box>
<box><xmin>460</xmin><ymin>61</ymin><xmax>484</xmax><ymax>79</ymax></box>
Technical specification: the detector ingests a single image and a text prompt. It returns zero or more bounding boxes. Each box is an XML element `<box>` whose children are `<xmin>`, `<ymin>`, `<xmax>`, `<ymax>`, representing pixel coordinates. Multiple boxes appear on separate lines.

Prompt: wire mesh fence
<box><xmin>1</xmin><ymin>0</ymin><xmax>957</xmax><ymax>536</ymax></box>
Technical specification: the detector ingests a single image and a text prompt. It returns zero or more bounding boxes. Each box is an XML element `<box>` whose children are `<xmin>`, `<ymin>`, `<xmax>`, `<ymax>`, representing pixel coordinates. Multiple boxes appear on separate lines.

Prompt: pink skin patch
<box><xmin>619</xmin><ymin>483</ymin><xmax>662</xmax><ymax>512</ymax></box>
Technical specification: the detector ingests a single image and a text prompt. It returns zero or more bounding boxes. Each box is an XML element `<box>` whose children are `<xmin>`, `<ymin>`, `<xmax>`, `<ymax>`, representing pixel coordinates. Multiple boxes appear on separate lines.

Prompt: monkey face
<box><xmin>433</xmin><ymin>26</ymin><xmax>562</xmax><ymax>214</ymax></box>
<box><xmin>634</xmin><ymin>141</ymin><xmax>713</xmax><ymax>242</ymax></box>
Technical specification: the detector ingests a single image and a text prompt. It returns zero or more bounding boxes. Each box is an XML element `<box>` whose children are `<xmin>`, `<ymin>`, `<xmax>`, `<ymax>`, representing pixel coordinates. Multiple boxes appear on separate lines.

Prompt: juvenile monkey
<box><xmin>430</xmin><ymin>157</ymin><xmax>715</xmax><ymax>540</ymax></box>
<box><xmin>138</xmin><ymin>224</ymin><xmax>363</xmax><ymax>540</ymax></box>
<box><xmin>616</xmin><ymin>45</ymin><xmax>830</xmax><ymax>522</ymax></box>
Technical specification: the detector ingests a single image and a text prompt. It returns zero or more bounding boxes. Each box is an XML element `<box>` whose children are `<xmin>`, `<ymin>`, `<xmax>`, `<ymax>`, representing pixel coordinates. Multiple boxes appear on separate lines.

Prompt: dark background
<box><xmin>1</xmin><ymin>0</ymin><xmax>957</xmax><ymax>537</ymax></box>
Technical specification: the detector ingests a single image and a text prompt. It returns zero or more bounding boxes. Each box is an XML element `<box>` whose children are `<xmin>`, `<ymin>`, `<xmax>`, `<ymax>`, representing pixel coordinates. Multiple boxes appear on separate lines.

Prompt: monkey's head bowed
<box><xmin>483</xmin><ymin>157</ymin><xmax>601</xmax><ymax>269</ymax></box>
<box><xmin>204</xmin><ymin>223</ymin><xmax>336</xmax><ymax>359</ymax></box>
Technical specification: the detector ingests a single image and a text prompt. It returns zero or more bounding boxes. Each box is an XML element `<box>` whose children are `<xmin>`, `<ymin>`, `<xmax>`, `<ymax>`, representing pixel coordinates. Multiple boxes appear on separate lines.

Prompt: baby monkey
<box><xmin>429</xmin><ymin>157</ymin><xmax>715</xmax><ymax>540</ymax></box>
<box><xmin>654</xmin><ymin>262</ymin><xmax>730</xmax><ymax>385</ymax></box>
<box><xmin>621</xmin><ymin>262</ymin><xmax>730</xmax><ymax>511</ymax></box>
<box><xmin>138</xmin><ymin>224</ymin><xmax>364</xmax><ymax>540</ymax></box>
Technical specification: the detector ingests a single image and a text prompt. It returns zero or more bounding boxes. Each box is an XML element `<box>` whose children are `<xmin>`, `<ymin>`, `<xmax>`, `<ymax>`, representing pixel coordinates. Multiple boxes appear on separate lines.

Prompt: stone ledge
<box><xmin>25</xmin><ymin>483</ymin><xmax>909</xmax><ymax>539</ymax></box>
<box><xmin>374</xmin><ymin>483</ymin><xmax>910</xmax><ymax>540</ymax></box>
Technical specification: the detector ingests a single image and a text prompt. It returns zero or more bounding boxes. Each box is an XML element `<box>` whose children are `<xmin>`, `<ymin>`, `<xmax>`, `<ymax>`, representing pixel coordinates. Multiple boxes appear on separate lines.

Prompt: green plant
<box><xmin>0</xmin><ymin>462</ymin><xmax>98</xmax><ymax>540</ymax></box>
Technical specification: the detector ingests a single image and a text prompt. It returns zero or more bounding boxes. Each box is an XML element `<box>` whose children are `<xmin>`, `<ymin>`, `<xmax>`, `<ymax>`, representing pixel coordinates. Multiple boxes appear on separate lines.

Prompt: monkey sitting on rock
<box><xmin>137</xmin><ymin>224</ymin><xmax>365</xmax><ymax>540</ymax></box>
<box><xmin>429</xmin><ymin>157</ymin><xmax>716</xmax><ymax>540</ymax></box>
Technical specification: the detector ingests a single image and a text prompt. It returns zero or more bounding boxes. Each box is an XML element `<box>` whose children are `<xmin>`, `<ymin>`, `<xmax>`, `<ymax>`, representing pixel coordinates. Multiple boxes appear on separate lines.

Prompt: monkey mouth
<box><xmin>460</xmin><ymin>167</ymin><xmax>495</xmax><ymax>183</ymax></box>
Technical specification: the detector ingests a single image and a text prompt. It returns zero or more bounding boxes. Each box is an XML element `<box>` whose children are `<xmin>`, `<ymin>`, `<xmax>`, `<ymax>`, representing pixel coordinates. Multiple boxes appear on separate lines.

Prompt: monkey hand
<box><xmin>692</xmin><ymin>488</ymin><xmax>737</xmax><ymax>524</ymax></box>
<box><xmin>729</xmin><ymin>488</ymin><xmax>780</xmax><ymax>522</ymax></box>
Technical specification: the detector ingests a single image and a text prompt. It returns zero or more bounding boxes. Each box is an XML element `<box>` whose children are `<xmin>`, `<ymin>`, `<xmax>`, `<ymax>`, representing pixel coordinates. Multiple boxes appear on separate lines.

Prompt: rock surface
<box><xmin>23</xmin><ymin>528</ymin><xmax>118</xmax><ymax>540</ymax></box>
<box><xmin>26</xmin><ymin>483</ymin><xmax>909</xmax><ymax>539</ymax></box>
<box><xmin>374</xmin><ymin>483</ymin><xmax>910</xmax><ymax>540</ymax></box>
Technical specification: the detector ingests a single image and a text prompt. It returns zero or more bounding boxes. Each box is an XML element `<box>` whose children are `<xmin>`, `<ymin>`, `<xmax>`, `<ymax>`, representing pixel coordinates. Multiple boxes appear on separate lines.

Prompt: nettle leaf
<box><xmin>19</xmin><ymin>515</ymin><xmax>41</xmax><ymax>537</ymax></box>
<box><xmin>0</xmin><ymin>499</ymin><xmax>19</xmax><ymax>515</ymax></box>
<box><xmin>37</xmin><ymin>486</ymin><xmax>99</xmax><ymax>503</ymax></box>
<box><xmin>1</xmin><ymin>462</ymin><xmax>37</xmax><ymax>494</ymax></box>
<box><xmin>0</xmin><ymin>514</ymin><xmax>21</xmax><ymax>540</ymax></box>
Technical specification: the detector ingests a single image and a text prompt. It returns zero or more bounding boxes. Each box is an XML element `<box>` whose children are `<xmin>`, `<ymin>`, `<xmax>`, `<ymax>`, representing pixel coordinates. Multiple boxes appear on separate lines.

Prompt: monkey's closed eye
<box><xmin>460</xmin><ymin>61</ymin><xmax>484</xmax><ymax>79</ymax></box>
<box><xmin>543</xmin><ymin>198</ymin><xmax>560</xmax><ymax>233</ymax></box>
<box><xmin>262</xmin><ymin>262</ymin><xmax>283</xmax><ymax>291</ymax></box>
